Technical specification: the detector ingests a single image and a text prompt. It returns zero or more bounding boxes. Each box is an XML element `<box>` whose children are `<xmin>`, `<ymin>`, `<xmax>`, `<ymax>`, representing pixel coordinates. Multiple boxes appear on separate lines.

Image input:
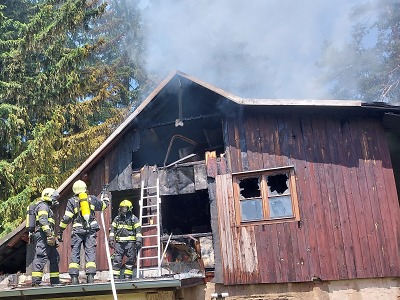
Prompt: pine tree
<box><xmin>318</xmin><ymin>0</ymin><xmax>400</xmax><ymax>104</ymax></box>
<box><xmin>0</xmin><ymin>0</ymin><xmax>149</xmax><ymax>236</ymax></box>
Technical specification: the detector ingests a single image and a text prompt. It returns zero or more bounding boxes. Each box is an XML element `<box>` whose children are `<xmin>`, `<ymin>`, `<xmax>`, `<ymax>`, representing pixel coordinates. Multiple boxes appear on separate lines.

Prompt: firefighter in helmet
<box><xmin>58</xmin><ymin>180</ymin><xmax>109</xmax><ymax>284</ymax></box>
<box><xmin>31</xmin><ymin>188</ymin><xmax>60</xmax><ymax>287</ymax></box>
<box><xmin>109</xmin><ymin>200</ymin><xmax>142</xmax><ymax>280</ymax></box>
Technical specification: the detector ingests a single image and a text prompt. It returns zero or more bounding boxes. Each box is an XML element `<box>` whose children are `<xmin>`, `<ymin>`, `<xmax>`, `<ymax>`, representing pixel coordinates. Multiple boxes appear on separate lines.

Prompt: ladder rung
<box><xmin>141</xmin><ymin>225</ymin><xmax>157</xmax><ymax>229</ymax></box>
<box><xmin>142</xmin><ymin>204</ymin><xmax>158</xmax><ymax>208</ymax></box>
<box><xmin>141</xmin><ymin>224</ymin><xmax>157</xmax><ymax>228</ymax></box>
<box><xmin>142</xmin><ymin>214</ymin><xmax>157</xmax><ymax>218</ymax></box>
<box><xmin>142</xmin><ymin>234</ymin><xmax>159</xmax><ymax>238</ymax></box>
<box><xmin>142</xmin><ymin>245</ymin><xmax>158</xmax><ymax>249</ymax></box>
<box><xmin>142</xmin><ymin>196</ymin><xmax>158</xmax><ymax>200</ymax></box>
<box><xmin>139</xmin><ymin>256</ymin><xmax>159</xmax><ymax>260</ymax></box>
<box><xmin>138</xmin><ymin>267</ymin><xmax>158</xmax><ymax>271</ymax></box>
<box><xmin>143</xmin><ymin>185</ymin><xmax>158</xmax><ymax>189</ymax></box>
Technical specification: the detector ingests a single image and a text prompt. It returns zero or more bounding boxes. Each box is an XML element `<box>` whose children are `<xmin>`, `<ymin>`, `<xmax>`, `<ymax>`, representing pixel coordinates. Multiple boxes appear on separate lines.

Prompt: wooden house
<box><xmin>0</xmin><ymin>70</ymin><xmax>399</xmax><ymax>299</ymax></box>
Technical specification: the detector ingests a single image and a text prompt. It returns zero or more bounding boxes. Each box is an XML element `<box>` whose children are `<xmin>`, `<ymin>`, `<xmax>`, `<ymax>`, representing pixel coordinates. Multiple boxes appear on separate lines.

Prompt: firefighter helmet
<box><xmin>42</xmin><ymin>188</ymin><xmax>57</xmax><ymax>202</ymax></box>
<box><xmin>72</xmin><ymin>180</ymin><xmax>87</xmax><ymax>194</ymax></box>
<box><xmin>119</xmin><ymin>200</ymin><xmax>132</xmax><ymax>209</ymax></box>
<box><xmin>119</xmin><ymin>200</ymin><xmax>132</xmax><ymax>216</ymax></box>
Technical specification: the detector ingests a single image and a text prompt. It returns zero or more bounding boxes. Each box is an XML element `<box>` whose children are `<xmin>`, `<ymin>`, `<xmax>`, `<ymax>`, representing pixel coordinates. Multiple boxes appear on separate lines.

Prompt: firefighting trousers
<box><xmin>112</xmin><ymin>241</ymin><xmax>136</xmax><ymax>278</ymax></box>
<box><xmin>32</xmin><ymin>231</ymin><xmax>60</xmax><ymax>285</ymax></box>
<box><xmin>69</xmin><ymin>232</ymin><xmax>97</xmax><ymax>276</ymax></box>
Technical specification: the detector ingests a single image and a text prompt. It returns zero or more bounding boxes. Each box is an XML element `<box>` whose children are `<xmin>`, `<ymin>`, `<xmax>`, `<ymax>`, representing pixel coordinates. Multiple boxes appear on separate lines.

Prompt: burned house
<box><xmin>0</xmin><ymin>70</ymin><xmax>399</xmax><ymax>299</ymax></box>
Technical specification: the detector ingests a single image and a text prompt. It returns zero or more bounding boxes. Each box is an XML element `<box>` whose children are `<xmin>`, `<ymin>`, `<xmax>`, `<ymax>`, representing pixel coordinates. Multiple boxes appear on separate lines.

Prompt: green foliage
<box><xmin>318</xmin><ymin>0</ymin><xmax>400</xmax><ymax>104</ymax></box>
<box><xmin>0</xmin><ymin>0</ymin><xmax>149</xmax><ymax>237</ymax></box>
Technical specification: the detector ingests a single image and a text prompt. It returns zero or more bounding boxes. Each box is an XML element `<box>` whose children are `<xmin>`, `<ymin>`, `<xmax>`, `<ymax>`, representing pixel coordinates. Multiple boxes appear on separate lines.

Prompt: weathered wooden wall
<box><xmin>216</xmin><ymin>110</ymin><xmax>400</xmax><ymax>284</ymax></box>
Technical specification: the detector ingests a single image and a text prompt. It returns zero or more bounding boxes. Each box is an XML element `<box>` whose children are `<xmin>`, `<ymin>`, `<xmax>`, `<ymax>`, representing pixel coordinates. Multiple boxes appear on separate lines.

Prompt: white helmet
<box><xmin>72</xmin><ymin>180</ymin><xmax>87</xmax><ymax>194</ymax></box>
<box><xmin>42</xmin><ymin>188</ymin><xmax>57</xmax><ymax>201</ymax></box>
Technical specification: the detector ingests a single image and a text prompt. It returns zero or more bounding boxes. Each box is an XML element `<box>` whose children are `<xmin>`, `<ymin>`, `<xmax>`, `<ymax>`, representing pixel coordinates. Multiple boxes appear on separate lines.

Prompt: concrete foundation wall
<box><xmin>179</xmin><ymin>278</ymin><xmax>400</xmax><ymax>300</ymax></box>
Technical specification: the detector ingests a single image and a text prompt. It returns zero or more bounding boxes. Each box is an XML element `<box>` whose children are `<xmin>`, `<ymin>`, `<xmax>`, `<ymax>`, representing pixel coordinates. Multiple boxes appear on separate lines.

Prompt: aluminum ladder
<box><xmin>136</xmin><ymin>178</ymin><xmax>162</xmax><ymax>278</ymax></box>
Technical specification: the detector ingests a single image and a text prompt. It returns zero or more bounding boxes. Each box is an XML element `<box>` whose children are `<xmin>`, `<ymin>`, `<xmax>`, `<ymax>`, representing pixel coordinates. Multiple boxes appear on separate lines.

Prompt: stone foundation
<box><xmin>178</xmin><ymin>278</ymin><xmax>400</xmax><ymax>300</ymax></box>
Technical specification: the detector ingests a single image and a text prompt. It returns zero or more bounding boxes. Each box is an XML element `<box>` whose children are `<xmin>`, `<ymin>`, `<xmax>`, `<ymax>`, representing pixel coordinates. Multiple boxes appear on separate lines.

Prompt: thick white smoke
<box><xmin>138</xmin><ymin>0</ymin><xmax>369</xmax><ymax>99</ymax></box>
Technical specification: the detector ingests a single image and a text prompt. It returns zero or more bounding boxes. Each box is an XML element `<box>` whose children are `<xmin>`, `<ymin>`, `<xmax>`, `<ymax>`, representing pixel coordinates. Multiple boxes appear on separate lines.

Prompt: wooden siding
<box><xmin>217</xmin><ymin>111</ymin><xmax>400</xmax><ymax>284</ymax></box>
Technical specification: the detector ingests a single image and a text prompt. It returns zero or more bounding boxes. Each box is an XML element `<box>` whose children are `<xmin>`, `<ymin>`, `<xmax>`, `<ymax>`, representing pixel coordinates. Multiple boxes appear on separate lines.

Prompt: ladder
<box><xmin>136</xmin><ymin>178</ymin><xmax>162</xmax><ymax>278</ymax></box>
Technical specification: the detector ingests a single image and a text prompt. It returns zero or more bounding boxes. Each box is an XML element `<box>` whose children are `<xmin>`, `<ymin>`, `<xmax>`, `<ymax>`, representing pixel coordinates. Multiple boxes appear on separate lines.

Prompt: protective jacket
<box><xmin>110</xmin><ymin>212</ymin><xmax>142</xmax><ymax>243</ymax></box>
<box><xmin>32</xmin><ymin>200</ymin><xmax>60</xmax><ymax>286</ymax></box>
<box><xmin>59</xmin><ymin>194</ymin><xmax>109</xmax><ymax>276</ymax></box>
<box><xmin>35</xmin><ymin>200</ymin><xmax>56</xmax><ymax>235</ymax></box>
<box><xmin>110</xmin><ymin>212</ymin><xmax>142</xmax><ymax>279</ymax></box>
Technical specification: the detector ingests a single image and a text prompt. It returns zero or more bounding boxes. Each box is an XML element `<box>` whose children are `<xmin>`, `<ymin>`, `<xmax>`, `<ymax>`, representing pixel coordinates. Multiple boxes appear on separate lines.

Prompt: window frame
<box><xmin>233</xmin><ymin>166</ymin><xmax>300</xmax><ymax>226</ymax></box>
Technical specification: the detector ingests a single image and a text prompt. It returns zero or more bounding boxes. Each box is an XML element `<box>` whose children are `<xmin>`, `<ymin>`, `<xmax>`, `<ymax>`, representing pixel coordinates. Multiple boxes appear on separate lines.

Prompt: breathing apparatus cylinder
<box><xmin>79</xmin><ymin>192</ymin><xmax>91</xmax><ymax>225</ymax></box>
<box><xmin>26</xmin><ymin>203</ymin><xmax>37</xmax><ymax>234</ymax></box>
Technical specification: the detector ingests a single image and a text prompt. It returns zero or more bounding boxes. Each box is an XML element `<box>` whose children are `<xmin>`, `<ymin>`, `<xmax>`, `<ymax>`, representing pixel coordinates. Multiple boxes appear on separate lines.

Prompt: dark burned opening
<box><xmin>239</xmin><ymin>177</ymin><xmax>260</xmax><ymax>198</ymax></box>
<box><xmin>110</xmin><ymin>189</ymin><xmax>141</xmax><ymax>221</ymax></box>
<box><xmin>161</xmin><ymin>190</ymin><xmax>211</xmax><ymax>235</ymax></box>
<box><xmin>132</xmin><ymin>116</ymin><xmax>224</xmax><ymax>170</ymax></box>
<box><xmin>267</xmin><ymin>173</ymin><xmax>289</xmax><ymax>194</ymax></box>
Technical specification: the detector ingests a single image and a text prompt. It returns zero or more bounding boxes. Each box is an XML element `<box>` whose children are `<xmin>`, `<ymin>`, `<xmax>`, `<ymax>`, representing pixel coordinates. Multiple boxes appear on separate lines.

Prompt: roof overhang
<box><xmin>0</xmin><ymin>277</ymin><xmax>202</xmax><ymax>299</ymax></box>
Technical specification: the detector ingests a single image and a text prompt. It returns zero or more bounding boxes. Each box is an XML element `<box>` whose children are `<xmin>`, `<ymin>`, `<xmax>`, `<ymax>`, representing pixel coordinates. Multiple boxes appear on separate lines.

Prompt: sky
<box><xmin>137</xmin><ymin>0</ymin><xmax>373</xmax><ymax>100</ymax></box>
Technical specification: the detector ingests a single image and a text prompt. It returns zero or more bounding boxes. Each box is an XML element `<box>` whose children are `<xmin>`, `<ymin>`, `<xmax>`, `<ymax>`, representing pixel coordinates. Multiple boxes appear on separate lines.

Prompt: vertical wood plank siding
<box><xmin>217</xmin><ymin>111</ymin><xmax>400</xmax><ymax>284</ymax></box>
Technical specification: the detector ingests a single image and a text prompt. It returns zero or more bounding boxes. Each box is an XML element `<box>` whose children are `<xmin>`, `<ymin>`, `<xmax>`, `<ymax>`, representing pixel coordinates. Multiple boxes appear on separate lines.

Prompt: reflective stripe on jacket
<box><xmin>35</xmin><ymin>200</ymin><xmax>55</xmax><ymax>234</ymax></box>
<box><xmin>110</xmin><ymin>212</ymin><xmax>142</xmax><ymax>243</ymax></box>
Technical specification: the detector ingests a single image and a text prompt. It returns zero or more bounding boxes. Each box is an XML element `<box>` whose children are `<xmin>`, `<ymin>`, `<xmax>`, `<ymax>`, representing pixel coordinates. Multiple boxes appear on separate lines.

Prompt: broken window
<box><xmin>238</xmin><ymin>177</ymin><xmax>263</xmax><ymax>221</ymax></box>
<box><xmin>234</xmin><ymin>167</ymin><xmax>299</xmax><ymax>224</ymax></box>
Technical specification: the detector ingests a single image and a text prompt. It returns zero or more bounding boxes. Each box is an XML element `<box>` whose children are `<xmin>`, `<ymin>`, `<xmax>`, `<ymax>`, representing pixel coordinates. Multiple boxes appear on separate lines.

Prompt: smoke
<box><xmin>137</xmin><ymin>0</ymin><xmax>370</xmax><ymax>99</ymax></box>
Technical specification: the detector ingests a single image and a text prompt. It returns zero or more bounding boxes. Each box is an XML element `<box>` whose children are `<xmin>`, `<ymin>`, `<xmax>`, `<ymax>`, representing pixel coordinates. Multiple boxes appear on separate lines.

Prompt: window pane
<box><xmin>269</xmin><ymin>196</ymin><xmax>293</xmax><ymax>218</ymax></box>
<box><xmin>238</xmin><ymin>177</ymin><xmax>261</xmax><ymax>199</ymax></box>
<box><xmin>267</xmin><ymin>173</ymin><xmax>289</xmax><ymax>196</ymax></box>
<box><xmin>241</xmin><ymin>199</ymin><xmax>263</xmax><ymax>221</ymax></box>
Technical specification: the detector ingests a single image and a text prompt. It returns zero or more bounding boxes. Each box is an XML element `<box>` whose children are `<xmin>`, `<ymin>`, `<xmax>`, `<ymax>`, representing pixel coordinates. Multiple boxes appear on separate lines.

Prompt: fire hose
<box><xmin>100</xmin><ymin>186</ymin><xmax>118</xmax><ymax>300</ymax></box>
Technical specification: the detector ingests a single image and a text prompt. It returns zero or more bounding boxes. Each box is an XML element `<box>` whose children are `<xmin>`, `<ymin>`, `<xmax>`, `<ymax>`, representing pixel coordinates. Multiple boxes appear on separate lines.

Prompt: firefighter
<box><xmin>109</xmin><ymin>200</ymin><xmax>142</xmax><ymax>280</ymax></box>
<box><xmin>31</xmin><ymin>188</ymin><xmax>60</xmax><ymax>287</ymax></box>
<box><xmin>57</xmin><ymin>180</ymin><xmax>109</xmax><ymax>284</ymax></box>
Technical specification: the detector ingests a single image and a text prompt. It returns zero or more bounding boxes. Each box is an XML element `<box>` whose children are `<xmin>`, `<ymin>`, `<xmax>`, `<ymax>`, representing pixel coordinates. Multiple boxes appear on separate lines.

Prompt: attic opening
<box><xmin>131</xmin><ymin>116</ymin><xmax>224</xmax><ymax>170</ymax></box>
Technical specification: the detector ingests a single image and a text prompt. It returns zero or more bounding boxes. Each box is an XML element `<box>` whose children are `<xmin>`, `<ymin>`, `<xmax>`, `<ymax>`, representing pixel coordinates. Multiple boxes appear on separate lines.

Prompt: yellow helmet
<box><xmin>119</xmin><ymin>200</ymin><xmax>132</xmax><ymax>216</ymax></box>
<box><xmin>72</xmin><ymin>180</ymin><xmax>87</xmax><ymax>194</ymax></box>
<box><xmin>119</xmin><ymin>200</ymin><xmax>132</xmax><ymax>209</ymax></box>
<box><xmin>42</xmin><ymin>188</ymin><xmax>57</xmax><ymax>201</ymax></box>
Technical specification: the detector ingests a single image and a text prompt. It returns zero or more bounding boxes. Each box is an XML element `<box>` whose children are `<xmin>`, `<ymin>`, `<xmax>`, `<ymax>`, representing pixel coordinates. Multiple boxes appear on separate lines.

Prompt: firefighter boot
<box><xmin>50</xmin><ymin>277</ymin><xmax>60</xmax><ymax>286</ymax></box>
<box><xmin>124</xmin><ymin>275</ymin><xmax>132</xmax><ymax>281</ymax></box>
<box><xmin>31</xmin><ymin>275</ymin><xmax>42</xmax><ymax>287</ymax></box>
<box><xmin>87</xmin><ymin>274</ymin><xmax>95</xmax><ymax>284</ymax></box>
<box><xmin>70</xmin><ymin>275</ymin><xmax>79</xmax><ymax>285</ymax></box>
